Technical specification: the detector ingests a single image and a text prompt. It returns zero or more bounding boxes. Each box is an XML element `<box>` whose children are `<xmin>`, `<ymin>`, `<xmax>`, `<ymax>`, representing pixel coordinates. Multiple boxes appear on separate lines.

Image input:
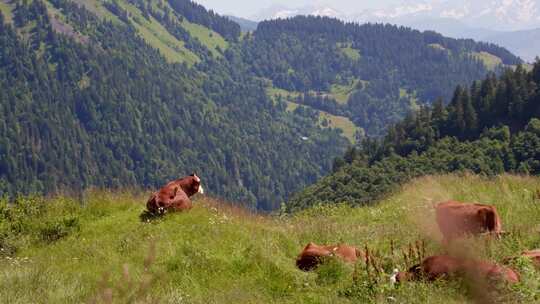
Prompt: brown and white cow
<box><xmin>146</xmin><ymin>174</ymin><xmax>204</xmax><ymax>214</ymax></box>
<box><xmin>435</xmin><ymin>201</ymin><xmax>502</xmax><ymax>243</ymax></box>
<box><xmin>296</xmin><ymin>242</ymin><xmax>363</xmax><ymax>271</ymax></box>
<box><xmin>396</xmin><ymin>255</ymin><xmax>519</xmax><ymax>284</ymax></box>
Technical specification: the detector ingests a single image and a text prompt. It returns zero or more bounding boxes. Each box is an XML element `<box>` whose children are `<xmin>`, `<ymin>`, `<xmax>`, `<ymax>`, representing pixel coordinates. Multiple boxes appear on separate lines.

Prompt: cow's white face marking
<box><xmin>194</xmin><ymin>174</ymin><xmax>201</xmax><ymax>183</ymax></box>
<box><xmin>390</xmin><ymin>269</ymin><xmax>399</xmax><ymax>285</ymax></box>
<box><xmin>198</xmin><ymin>185</ymin><xmax>204</xmax><ymax>194</ymax></box>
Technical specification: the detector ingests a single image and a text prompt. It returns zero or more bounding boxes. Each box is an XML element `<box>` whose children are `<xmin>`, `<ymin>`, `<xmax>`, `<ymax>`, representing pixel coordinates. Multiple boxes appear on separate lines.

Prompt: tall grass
<box><xmin>1</xmin><ymin>174</ymin><xmax>539</xmax><ymax>303</ymax></box>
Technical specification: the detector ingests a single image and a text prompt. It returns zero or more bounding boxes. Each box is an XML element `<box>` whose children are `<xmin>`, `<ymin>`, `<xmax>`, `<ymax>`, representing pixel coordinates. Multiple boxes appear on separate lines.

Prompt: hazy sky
<box><xmin>193</xmin><ymin>0</ymin><xmax>400</xmax><ymax>19</ymax></box>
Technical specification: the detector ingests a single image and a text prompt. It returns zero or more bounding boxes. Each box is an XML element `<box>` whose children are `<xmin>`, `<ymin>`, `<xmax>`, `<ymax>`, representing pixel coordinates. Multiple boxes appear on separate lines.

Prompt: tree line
<box><xmin>288</xmin><ymin>62</ymin><xmax>540</xmax><ymax>211</ymax></box>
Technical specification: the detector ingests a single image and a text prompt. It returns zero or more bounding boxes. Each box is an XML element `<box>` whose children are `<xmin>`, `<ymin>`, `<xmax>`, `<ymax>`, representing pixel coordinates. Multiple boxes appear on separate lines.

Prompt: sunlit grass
<box><xmin>330</xmin><ymin>79</ymin><xmax>359</xmax><ymax>104</ymax></box>
<box><xmin>472</xmin><ymin>51</ymin><xmax>503</xmax><ymax>71</ymax></box>
<box><xmin>267</xmin><ymin>86</ymin><xmax>361</xmax><ymax>143</ymax></box>
<box><xmin>0</xmin><ymin>1</ymin><xmax>13</xmax><ymax>23</ymax></box>
<box><xmin>181</xmin><ymin>19</ymin><xmax>227</xmax><ymax>57</ymax></box>
<box><xmin>118</xmin><ymin>0</ymin><xmax>199</xmax><ymax>65</ymax></box>
<box><xmin>1</xmin><ymin>174</ymin><xmax>539</xmax><ymax>303</ymax></box>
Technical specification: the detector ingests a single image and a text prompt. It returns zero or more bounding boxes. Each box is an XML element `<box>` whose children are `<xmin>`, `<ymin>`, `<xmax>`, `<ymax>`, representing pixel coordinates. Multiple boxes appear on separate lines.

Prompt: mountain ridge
<box><xmin>250</xmin><ymin>2</ymin><xmax>540</xmax><ymax>62</ymax></box>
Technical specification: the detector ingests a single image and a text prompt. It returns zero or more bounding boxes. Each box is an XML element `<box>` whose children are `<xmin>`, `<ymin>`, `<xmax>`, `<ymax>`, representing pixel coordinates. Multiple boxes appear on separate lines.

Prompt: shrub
<box><xmin>38</xmin><ymin>216</ymin><xmax>80</xmax><ymax>243</ymax></box>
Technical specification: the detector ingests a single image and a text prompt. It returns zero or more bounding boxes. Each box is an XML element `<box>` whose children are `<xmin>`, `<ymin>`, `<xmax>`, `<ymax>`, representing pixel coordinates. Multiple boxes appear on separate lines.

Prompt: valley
<box><xmin>0</xmin><ymin>0</ymin><xmax>521</xmax><ymax>209</ymax></box>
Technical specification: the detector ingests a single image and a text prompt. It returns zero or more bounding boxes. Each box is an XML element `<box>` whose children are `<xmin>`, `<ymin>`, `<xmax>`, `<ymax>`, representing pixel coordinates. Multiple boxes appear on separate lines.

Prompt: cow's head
<box><xmin>477</xmin><ymin>207</ymin><xmax>502</xmax><ymax>236</ymax></box>
<box><xmin>190</xmin><ymin>173</ymin><xmax>204</xmax><ymax>195</ymax></box>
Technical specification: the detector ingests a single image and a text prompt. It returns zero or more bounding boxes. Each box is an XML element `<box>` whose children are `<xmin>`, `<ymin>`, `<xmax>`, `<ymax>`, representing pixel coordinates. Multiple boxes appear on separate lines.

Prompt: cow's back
<box><xmin>296</xmin><ymin>243</ymin><xmax>361</xmax><ymax>271</ymax></box>
<box><xmin>332</xmin><ymin>244</ymin><xmax>361</xmax><ymax>263</ymax></box>
<box><xmin>420</xmin><ymin>255</ymin><xmax>462</xmax><ymax>281</ymax></box>
<box><xmin>436</xmin><ymin>201</ymin><xmax>501</xmax><ymax>241</ymax></box>
<box><xmin>464</xmin><ymin>260</ymin><xmax>520</xmax><ymax>283</ymax></box>
<box><xmin>169</xmin><ymin>189</ymin><xmax>193</xmax><ymax>211</ymax></box>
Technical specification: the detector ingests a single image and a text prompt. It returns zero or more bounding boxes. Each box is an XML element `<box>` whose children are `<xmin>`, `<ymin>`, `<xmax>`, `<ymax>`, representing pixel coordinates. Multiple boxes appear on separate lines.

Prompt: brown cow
<box><xmin>468</xmin><ymin>260</ymin><xmax>520</xmax><ymax>284</ymax></box>
<box><xmin>296</xmin><ymin>242</ymin><xmax>363</xmax><ymax>271</ymax></box>
<box><xmin>396</xmin><ymin>255</ymin><xmax>462</xmax><ymax>282</ymax></box>
<box><xmin>396</xmin><ymin>255</ymin><xmax>519</xmax><ymax>284</ymax></box>
<box><xmin>146</xmin><ymin>174</ymin><xmax>204</xmax><ymax>214</ymax></box>
<box><xmin>435</xmin><ymin>201</ymin><xmax>502</xmax><ymax>243</ymax></box>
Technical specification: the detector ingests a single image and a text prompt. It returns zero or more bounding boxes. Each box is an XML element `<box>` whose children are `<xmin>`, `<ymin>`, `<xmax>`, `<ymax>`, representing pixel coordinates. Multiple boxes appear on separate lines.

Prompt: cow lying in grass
<box><xmin>296</xmin><ymin>242</ymin><xmax>364</xmax><ymax>271</ymax></box>
<box><xmin>396</xmin><ymin>255</ymin><xmax>519</xmax><ymax>284</ymax></box>
<box><xmin>146</xmin><ymin>174</ymin><xmax>204</xmax><ymax>215</ymax></box>
<box><xmin>436</xmin><ymin>201</ymin><xmax>503</xmax><ymax>243</ymax></box>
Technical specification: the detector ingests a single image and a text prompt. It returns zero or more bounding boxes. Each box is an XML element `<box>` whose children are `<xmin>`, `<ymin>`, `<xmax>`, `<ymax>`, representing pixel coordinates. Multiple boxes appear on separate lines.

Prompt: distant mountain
<box><xmin>352</xmin><ymin>1</ymin><xmax>540</xmax><ymax>61</ymax></box>
<box><xmin>485</xmin><ymin>28</ymin><xmax>540</xmax><ymax>62</ymax></box>
<box><xmin>401</xmin><ymin>18</ymin><xmax>540</xmax><ymax>62</ymax></box>
<box><xmin>226</xmin><ymin>15</ymin><xmax>258</xmax><ymax>32</ymax></box>
<box><xmin>403</xmin><ymin>18</ymin><xmax>499</xmax><ymax>41</ymax></box>
<box><xmin>254</xmin><ymin>1</ymin><xmax>540</xmax><ymax>31</ymax></box>
<box><xmin>251</xmin><ymin>4</ymin><xmax>344</xmax><ymax>21</ymax></box>
<box><xmin>352</xmin><ymin>0</ymin><xmax>540</xmax><ymax>32</ymax></box>
<box><xmin>242</xmin><ymin>16</ymin><xmax>521</xmax><ymax>137</ymax></box>
<box><xmin>252</xmin><ymin>2</ymin><xmax>540</xmax><ymax>62</ymax></box>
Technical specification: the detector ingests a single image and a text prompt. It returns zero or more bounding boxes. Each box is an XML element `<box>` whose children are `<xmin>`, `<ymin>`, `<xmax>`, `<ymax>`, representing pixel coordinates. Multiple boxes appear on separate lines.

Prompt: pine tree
<box><xmin>449</xmin><ymin>86</ymin><xmax>466</xmax><ymax>135</ymax></box>
<box><xmin>432</xmin><ymin>97</ymin><xmax>447</xmax><ymax>125</ymax></box>
<box><xmin>463</xmin><ymin>90</ymin><xmax>478</xmax><ymax>137</ymax></box>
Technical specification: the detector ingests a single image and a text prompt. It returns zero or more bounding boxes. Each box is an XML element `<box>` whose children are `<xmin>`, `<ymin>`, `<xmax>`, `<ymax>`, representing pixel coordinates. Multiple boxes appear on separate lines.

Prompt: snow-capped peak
<box><xmin>254</xmin><ymin>5</ymin><xmax>344</xmax><ymax>21</ymax></box>
<box><xmin>312</xmin><ymin>7</ymin><xmax>341</xmax><ymax>17</ymax></box>
<box><xmin>372</xmin><ymin>3</ymin><xmax>433</xmax><ymax>19</ymax></box>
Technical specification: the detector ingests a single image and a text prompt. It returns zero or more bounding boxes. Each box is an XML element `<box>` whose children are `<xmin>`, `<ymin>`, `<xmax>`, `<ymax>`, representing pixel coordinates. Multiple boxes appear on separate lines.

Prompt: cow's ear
<box><xmin>478</xmin><ymin>208</ymin><xmax>495</xmax><ymax>230</ymax></box>
<box><xmin>190</xmin><ymin>173</ymin><xmax>196</xmax><ymax>177</ymax></box>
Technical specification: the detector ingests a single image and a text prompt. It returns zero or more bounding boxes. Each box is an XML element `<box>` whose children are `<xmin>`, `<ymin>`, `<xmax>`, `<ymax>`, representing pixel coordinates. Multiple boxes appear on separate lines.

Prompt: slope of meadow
<box><xmin>1</xmin><ymin>174</ymin><xmax>540</xmax><ymax>303</ymax></box>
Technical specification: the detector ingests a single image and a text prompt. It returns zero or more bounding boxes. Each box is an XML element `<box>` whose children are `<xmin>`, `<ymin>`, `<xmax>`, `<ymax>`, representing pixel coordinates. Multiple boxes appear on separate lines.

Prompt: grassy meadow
<box><xmin>1</xmin><ymin>174</ymin><xmax>540</xmax><ymax>303</ymax></box>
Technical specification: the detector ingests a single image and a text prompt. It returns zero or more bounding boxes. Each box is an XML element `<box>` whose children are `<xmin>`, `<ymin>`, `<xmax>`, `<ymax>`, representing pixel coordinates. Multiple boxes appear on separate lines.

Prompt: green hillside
<box><xmin>242</xmin><ymin>17</ymin><xmax>522</xmax><ymax>136</ymax></box>
<box><xmin>267</xmin><ymin>87</ymin><xmax>362</xmax><ymax>143</ymax></box>
<box><xmin>116</xmin><ymin>0</ymin><xmax>199</xmax><ymax>65</ymax></box>
<box><xmin>0</xmin><ymin>1</ymin><xmax>13</xmax><ymax>23</ymax></box>
<box><xmin>181</xmin><ymin>19</ymin><xmax>227</xmax><ymax>57</ymax></box>
<box><xmin>472</xmin><ymin>51</ymin><xmax>504</xmax><ymax>71</ymax></box>
<box><xmin>289</xmin><ymin>61</ymin><xmax>540</xmax><ymax>212</ymax></box>
<box><xmin>1</xmin><ymin>175</ymin><xmax>540</xmax><ymax>303</ymax></box>
<box><xmin>0</xmin><ymin>0</ymin><xmax>529</xmax><ymax>212</ymax></box>
<box><xmin>0</xmin><ymin>0</ymin><xmax>349</xmax><ymax>211</ymax></box>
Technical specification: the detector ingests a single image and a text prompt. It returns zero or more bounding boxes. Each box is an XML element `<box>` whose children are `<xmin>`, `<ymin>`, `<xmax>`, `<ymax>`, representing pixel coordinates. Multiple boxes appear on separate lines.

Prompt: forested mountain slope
<box><xmin>0</xmin><ymin>0</ymin><xmax>348</xmax><ymax>210</ymax></box>
<box><xmin>241</xmin><ymin>16</ymin><xmax>522</xmax><ymax>136</ymax></box>
<box><xmin>289</xmin><ymin>62</ymin><xmax>540</xmax><ymax>211</ymax></box>
<box><xmin>0</xmin><ymin>0</ymin><xmax>525</xmax><ymax>211</ymax></box>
